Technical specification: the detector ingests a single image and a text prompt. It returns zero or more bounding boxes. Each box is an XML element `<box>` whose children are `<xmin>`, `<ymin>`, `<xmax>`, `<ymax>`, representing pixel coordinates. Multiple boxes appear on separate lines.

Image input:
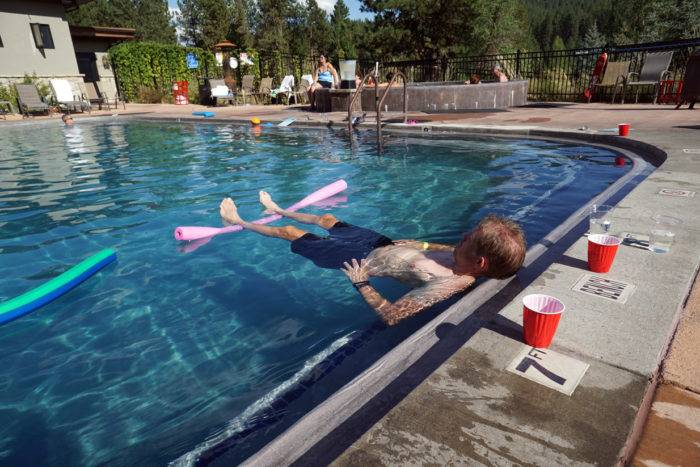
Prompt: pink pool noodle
<box><xmin>174</xmin><ymin>179</ymin><xmax>348</xmax><ymax>241</ymax></box>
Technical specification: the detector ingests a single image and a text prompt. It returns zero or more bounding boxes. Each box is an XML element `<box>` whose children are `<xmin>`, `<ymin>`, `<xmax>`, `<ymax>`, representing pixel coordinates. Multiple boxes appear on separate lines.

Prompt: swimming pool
<box><xmin>0</xmin><ymin>120</ymin><xmax>628</xmax><ymax>465</ymax></box>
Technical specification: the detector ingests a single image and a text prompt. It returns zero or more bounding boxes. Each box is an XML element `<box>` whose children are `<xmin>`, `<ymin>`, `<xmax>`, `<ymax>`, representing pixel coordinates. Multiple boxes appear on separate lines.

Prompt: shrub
<box><xmin>137</xmin><ymin>86</ymin><xmax>166</xmax><ymax>103</ymax></box>
<box><xmin>0</xmin><ymin>84</ymin><xmax>17</xmax><ymax>104</ymax></box>
<box><xmin>22</xmin><ymin>73</ymin><xmax>52</xmax><ymax>101</ymax></box>
<box><xmin>109</xmin><ymin>41</ymin><xmax>218</xmax><ymax>103</ymax></box>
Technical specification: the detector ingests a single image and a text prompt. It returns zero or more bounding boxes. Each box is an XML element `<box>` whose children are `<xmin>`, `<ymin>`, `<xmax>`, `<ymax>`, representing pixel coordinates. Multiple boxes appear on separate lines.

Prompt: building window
<box><xmin>30</xmin><ymin>24</ymin><xmax>55</xmax><ymax>49</ymax></box>
<box><xmin>0</xmin><ymin>35</ymin><xmax>3</xmax><ymax>47</ymax></box>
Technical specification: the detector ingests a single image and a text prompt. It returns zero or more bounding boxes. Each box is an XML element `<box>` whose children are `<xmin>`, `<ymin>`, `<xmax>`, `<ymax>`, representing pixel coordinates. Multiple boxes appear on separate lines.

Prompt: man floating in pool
<box><xmin>219</xmin><ymin>193</ymin><xmax>526</xmax><ymax>325</ymax></box>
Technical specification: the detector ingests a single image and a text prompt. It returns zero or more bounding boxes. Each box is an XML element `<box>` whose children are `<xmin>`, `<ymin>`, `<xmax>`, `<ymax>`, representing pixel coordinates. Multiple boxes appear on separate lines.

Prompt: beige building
<box><xmin>0</xmin><ymin>0</ymin><xmax>132</xmax><ymax>104</ymax></box>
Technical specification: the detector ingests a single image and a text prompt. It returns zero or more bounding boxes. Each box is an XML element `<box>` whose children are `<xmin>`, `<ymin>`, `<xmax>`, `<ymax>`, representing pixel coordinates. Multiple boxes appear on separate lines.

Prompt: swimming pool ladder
<box><xmin>347</xmin><ymin>71</ymin><xmax>408</xmax><ymax>146</ymax></box>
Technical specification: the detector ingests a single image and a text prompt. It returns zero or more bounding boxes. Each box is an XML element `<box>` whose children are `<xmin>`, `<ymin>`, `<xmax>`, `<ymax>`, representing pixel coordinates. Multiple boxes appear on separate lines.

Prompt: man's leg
<box><xmin>220</xmin><ymin>198</ymin><xmax>306</xmax><ymax>241</ymax></box>
<box><xmin>259</xmin><ymin>191</ymin><xmax>338</xmax><ymax>230</ymax></box>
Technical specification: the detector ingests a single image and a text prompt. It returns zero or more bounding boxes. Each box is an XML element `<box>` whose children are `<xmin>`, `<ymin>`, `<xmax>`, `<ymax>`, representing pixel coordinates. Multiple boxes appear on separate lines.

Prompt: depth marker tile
<box><xmin>507</xmin><ymin>346</ymin><xmax>589</xmax><ymax>396</ymax></box>
<box><xmin>658</xmin><ymin>188</ymin><xmax>696</xmax><ymax>198</ymax></box>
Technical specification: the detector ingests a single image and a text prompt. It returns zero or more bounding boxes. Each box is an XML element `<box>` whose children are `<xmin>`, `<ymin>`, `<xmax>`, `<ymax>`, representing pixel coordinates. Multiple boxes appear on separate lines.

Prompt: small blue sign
<box><xmin>186</xmin><ymin>53</ymin><xmax>199</xmax><ymax>69</ymax></box>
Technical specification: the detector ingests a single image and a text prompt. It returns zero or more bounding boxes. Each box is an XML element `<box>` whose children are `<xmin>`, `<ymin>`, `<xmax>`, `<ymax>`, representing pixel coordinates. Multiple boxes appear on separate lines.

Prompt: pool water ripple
<box><xmin>0</xmin><ymin>120</ymin><xmax>627</xmax><ymax>465</ymax></box>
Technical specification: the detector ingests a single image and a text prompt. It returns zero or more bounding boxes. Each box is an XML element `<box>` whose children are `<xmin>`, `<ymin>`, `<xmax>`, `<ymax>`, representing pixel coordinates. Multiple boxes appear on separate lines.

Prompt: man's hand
<box><xmin>341</xmin><ymin>258</ymin><xmax>369</xmax><ymax>283</ymax></box>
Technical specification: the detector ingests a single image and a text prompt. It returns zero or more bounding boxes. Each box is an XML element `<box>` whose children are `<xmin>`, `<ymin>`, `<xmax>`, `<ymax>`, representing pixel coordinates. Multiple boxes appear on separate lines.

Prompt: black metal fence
<box><xmin>361</xmin><ymin>38</ymin><xmax>700</xmax><ymax>103</ymax></box>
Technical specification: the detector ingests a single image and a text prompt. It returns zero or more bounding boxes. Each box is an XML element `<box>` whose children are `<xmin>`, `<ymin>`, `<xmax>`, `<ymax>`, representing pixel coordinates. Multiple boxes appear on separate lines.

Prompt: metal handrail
<box><xmin>347</xmin><ymin>72</ymin><xmax>376</xmax><ymax>133</ymax></box>
<box><xmin>376</xmin><ymin>71</ymin><xmax>407</xmax><ymax>143</ymax></box>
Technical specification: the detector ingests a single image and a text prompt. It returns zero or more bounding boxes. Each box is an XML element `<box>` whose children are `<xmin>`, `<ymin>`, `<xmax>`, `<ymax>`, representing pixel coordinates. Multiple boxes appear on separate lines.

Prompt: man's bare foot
<box><xmin>259</xmin><ymin>190</ymin><xmax>282</xmax><ymax>214</ymax></box>
<box><xmin>220</xmin><ymin>198</ymin><xmax>243</xmax><ymax>225</ymax></box>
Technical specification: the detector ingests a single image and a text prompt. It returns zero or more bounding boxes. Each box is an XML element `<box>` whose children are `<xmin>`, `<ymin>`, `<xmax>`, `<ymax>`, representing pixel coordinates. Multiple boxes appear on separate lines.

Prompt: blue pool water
<box><xmin>0</xmin><ymin>120</ymin><xmax>627</xmax><ymax>465</ymax></box>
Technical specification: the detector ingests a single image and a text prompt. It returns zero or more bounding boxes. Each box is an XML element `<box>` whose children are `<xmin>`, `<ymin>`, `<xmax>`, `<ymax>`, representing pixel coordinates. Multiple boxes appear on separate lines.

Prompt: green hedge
<box><xmin>109</xmin><ymin>42</ymin><xmax>219</xmax><ymax>103</ymax></box>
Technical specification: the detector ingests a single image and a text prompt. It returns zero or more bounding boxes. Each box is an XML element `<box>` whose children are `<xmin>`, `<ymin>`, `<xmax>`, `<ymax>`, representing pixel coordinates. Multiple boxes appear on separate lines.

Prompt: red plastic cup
<box><xmin>618</xmin><ymin>123</ymin><xmax>630</xmax><ymax>136</ymax></box>
<box><xmin>522</xmin><ymin>294</ymin><xmax>565</xmax><ymax>348</ymax></box>
<box><xmin>588</xmin><ymin>234</ymin><xmax>622</xmax><ymax>273</ymax></box>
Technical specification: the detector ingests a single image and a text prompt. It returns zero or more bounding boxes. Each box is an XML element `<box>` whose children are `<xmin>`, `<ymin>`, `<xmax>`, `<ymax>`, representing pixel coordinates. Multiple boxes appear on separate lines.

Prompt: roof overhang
<box><xmin>70</xmin><ymin>25</ymin><xmax>136</xmax><ymax>41</ymax></box>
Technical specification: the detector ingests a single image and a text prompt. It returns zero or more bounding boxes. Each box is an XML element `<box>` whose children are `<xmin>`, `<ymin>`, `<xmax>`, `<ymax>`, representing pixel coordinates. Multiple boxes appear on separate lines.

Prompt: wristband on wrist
<box><xmin>352</xmin><ymin>280</ymin><xmax>370</xmax><ymax>290</ymax></box>
<box><xmin>422</xmin><ymin>241</ymin><xmax>429</xmax><ymax>250</ymax></box>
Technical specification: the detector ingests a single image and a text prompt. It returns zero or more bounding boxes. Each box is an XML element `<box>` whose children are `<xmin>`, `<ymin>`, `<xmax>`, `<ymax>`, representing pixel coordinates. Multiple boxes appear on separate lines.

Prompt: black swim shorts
<box><xmin>290</xmin><ymin>222</ymin><xmax>393</xmax><ymax>269</ymax></box>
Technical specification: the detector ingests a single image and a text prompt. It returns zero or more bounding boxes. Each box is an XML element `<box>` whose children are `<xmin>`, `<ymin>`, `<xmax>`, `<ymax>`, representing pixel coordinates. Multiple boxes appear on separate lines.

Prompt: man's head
<box><xmin>61</xmin><ymin>113</ymin><xmax>74</xmax><ymax>126</ymax></box>
<box><xmin>453</xmin><ymin>215</ymin><xmax>526</xmax><ymax>279</ymax></box>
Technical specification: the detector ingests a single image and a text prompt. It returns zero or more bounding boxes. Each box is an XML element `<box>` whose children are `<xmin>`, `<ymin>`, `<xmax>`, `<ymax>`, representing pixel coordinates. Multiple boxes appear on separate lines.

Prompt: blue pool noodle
<box><xmin>192</xmin><ymin>111</ymin><xmax>215</xmax><ymax>118</ymax></box>
<box><xmin>0</xmin><ymin>249</ymin><xmax>117</xmax><ymax>326</ymax></box>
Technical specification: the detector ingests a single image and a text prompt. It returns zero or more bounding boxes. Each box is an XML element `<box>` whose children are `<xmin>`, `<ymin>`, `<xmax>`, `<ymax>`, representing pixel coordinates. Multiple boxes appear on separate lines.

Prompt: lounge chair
<box><xmin>591</xmin><ymin>61</ymin><xmax>630</xmax><ymax>103</ymax></box>
<box><xmin>14</xmin><ymin>83</ymin><xmax>49</xmax><ymax>117</ymax></box>
<box><xmin>50</xmin><ymin>79</ymin><xmax>90</xmax><ymax>113</ymax></box>
<box><xmin>84</xmin><ymin>81</ymin><xmax>110</xmax><ymax>110</ymax></box>
<box><xmin>675</xmin><ymin>51</ymin><xmax>700</xmax><ymax>110</ymax></box>
<box><xmin>626</xmin><ymin>52</ymin><xmax>673</xmax><ymax>104</ymax></box>
<box><xmin>207</xmin><ymin>78</ymin><xmax>236</xmax><ymax>106</ymax></box>
<box><xmin>258</xmin><ymin>77</ymin><xmax>273</xmax><ymax>104</ymax></box>
<box><xmin>270</xmin><ymin>75</ymin><xmax>295</xmax><ymax>104</ymax></box>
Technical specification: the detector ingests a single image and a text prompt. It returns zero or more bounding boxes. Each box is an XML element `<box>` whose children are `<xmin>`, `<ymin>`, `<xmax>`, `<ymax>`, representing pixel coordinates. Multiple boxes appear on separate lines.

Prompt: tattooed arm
<box><xmin>342</xmin><ymin>259</ymin><xmax>475</xmax><ymax>326</ymax></box>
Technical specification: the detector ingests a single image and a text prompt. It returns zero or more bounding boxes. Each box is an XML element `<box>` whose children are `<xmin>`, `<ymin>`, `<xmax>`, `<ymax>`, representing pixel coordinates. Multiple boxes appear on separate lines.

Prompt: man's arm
<box><xmin>342</xmin><ymin>259</ymin><xmax>474</xmax><ymax>326</ymax></box>
<box><xmin>392</xmin><ymin>239</ymin><xmax>454</xmax><ymax>252</ymax></box>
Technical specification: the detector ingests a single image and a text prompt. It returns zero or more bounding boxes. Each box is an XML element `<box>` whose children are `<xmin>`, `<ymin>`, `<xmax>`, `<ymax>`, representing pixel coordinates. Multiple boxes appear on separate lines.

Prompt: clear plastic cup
<box><xmin>649</xmin><ymin>215</ymin><xmax>681</xmax><ymax>253</ymax></box>
<box><xmin>589</xmin><ymin>204</ymin><xmax>614</xmax><ymax>235</ymax></box>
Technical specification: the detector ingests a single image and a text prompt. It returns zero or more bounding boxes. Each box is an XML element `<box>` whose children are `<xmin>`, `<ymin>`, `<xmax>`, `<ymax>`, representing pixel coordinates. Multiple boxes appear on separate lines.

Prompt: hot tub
<box><xmin>354</xmin><ymin>79</ymin><xmax>529</xmax><ymax>112</ymax></box>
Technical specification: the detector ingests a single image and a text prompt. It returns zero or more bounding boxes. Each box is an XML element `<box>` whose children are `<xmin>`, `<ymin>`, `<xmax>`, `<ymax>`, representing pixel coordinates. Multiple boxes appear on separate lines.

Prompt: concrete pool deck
<box><xmin>3</xmin><ymin>102</ymin><xmax>698</xmax><ymax>464</ymax></box>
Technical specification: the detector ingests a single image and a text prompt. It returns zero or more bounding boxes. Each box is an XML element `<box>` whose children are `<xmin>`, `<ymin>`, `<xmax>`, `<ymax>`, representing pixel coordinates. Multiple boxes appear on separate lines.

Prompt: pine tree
<box><xmin>306</xmin><ymin>0</ymin><xmax>332</xmax><ymax>58</ymax></box>
<box><xmin>228</xmin><ymin>0</ymin><xmax>253</xmax><ymax>50</ymax></box>
<box><xmin>582</xmin><ymin>21</ymin><xmax>606</xmax><ymax>49</ymax></box>
<box><xmin>330</xmin><ymin>0</ymin><xmax>356</xmax><ymax>60</ymax></box>
<box><xmin>136</xmin><ymin>0</ymin><xmax>176</xmax><ymax>43</ymax></box>
<box><xmin>177</xmin><ymin>0</ymin><xmax>230</xmax><ymax>49</ymax></box>
<box><xmin>255</xmin><ymin>0</ymin><xmax>291</xmax><ymax>54</ymax></box>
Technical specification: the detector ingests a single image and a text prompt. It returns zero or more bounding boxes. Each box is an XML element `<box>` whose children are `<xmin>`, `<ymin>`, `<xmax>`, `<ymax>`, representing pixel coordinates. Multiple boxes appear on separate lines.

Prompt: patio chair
<box><xmin>626</xmin><ymin>52</ymin><xmax>673</xmax><ymax>104</ymax></box>
<box><xmin>258</xmin><ymin>77</ymin><xmax>273</xmax><ymax>104</ymax></box>
<box><xmin>14</xmin><ymin>83</ymin><xmax>49</xmax><ymax>117</ymax></box>
<box><xmin>50</xmin><ymin>79</ymin><xmax>90</xmax><ymax>113</ymax></box>
<box><xmin>84</xmin><ymin>81</ymin><xmax>111</xmax><ymax>110</ymax></box>
<box><xmin>293</xmin><ymin>74</ymin><xmax>313</xmax><ymax>105</ymax></box>
<box><xmin>207</xmin><ymin>78</ymin><xmax>236</xmax><ymax>106</ymax></box>
<box><xmin>97</xmin><ymin>82</ymin><xmax>126</xmax><ymax>110</ymax></box>
<box><xmin>270</xmin><ymin>75</ymin><xmax>295</xmax><ymax>104</ymax></box>
<box><xmin>675</xmin><ymin>51</ymin><xmax>700</xmax><ymax>110</ymax></box>
<box><xmin>237</xmin><ymin>75</ymin><xmax>256</xmax><ymax>105</ymax></box>
<box><xmin>592</xmin><ymin>61</ymin><xmax>630</xmax><ymax>103</ymax></box>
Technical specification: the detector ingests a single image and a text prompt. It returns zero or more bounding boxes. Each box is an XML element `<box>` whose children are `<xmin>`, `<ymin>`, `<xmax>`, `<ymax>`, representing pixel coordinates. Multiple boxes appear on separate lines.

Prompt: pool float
<box><xmin>584</xmin><ymin>52</ymin><xmax>608</xmax><ymax>103</ymax></box>
<box><xmin>192</xmin><ymin>111</ymin><xmax>215</xmax><ymax>118</ymax></box>
<box><xmin>174</xmin><ymin>179</ymin><xmax>348</xmax><ymax>241</ymax></box>
<box><xmin>250</xmin><ymin>117</ymin><xmax>261</xmax><ymax>125</ymax></box>
<box><xmin>278</xmin><ymin>117</ymin><xmax>295</xmax><ymax>127</ymax></box>
<box><xmin>0</xmin><ymin>249</ymin><xmax>116</xmax><ymax>326</ymax></box>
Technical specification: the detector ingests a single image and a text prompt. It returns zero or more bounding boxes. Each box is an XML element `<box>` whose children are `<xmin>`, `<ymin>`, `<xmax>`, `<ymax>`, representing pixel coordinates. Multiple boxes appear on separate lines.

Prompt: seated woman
<box><xmin>308</xmin><ymin>54</ymin><xmax>339</xmax><ymax>110</ymax></box>
<box><xmin>493</xmin><ymin>64</ymin><xmax>509</xmax><ymax>82</ymax></box>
